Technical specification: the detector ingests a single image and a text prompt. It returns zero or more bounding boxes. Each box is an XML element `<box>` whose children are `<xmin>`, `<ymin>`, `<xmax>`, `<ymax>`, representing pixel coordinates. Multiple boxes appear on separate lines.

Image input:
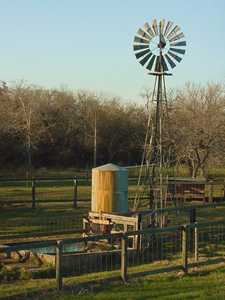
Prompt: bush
<box><xmin>0</xmin><ymin>265</ymin><xmax>20</xmax><ymax>282</ymax></box>
<box><xmin>0</xmin><ymin>265</ymin><xmax>31</xmax><ymax>282</ymax></box>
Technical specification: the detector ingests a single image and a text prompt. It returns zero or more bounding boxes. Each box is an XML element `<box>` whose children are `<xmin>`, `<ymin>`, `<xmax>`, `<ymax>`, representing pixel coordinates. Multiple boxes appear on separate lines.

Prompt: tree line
<box><xmin>0</xmin><ymin>81</ymin><xmax>224</xmax><ymax>177</ymax></box>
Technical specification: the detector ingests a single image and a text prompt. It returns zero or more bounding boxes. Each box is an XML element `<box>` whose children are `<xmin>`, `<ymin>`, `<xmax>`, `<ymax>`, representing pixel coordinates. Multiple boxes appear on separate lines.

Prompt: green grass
<box><xmin>0</xmin><ymin>167</ymin><xmax>89</xmax><ymax>179</ymax></box>
<box><xmin>0</xmin><ymin>180</ymin><xmax>225</xmax><ymax>240</ymax></box>
<box><xmin>0</xmin><ymin>165</ymin><xmax>225</xmax><ymax>180</ymax></box>
<box><xmin>1</xmin><ymin>258</ymin><xmax>225</xmax><ymax>299</ymax></box>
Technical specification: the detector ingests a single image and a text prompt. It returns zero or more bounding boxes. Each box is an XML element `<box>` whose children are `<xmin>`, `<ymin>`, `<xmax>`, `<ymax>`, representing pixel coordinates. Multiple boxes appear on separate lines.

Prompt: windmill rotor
<box><xmin>133</xmin><ymin>19</ymin><xmax>186</xmax><ymax>73</ymax></box>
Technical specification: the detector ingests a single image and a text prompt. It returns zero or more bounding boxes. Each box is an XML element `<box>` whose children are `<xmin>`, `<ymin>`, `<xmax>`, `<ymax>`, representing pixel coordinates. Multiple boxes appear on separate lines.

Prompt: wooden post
<box><xmin>32</xmin><ymin>179</ymin><xmax>36</xmax><ymax>209</ymax></box>
<box><xmin>73</xmin><ymin>178</ymin><xmax>78</xmax><ymax>208</ymax></box>
<box><xmin>209</xmin><ymin>180</ymin><xmax>213</xmax><ymax>203</ymax></box>
<box><xmin>136</xmin><ymin>214</ymin><xmax>142</xmax><ymax>251</ymax></box>
<box><xmin>194</xmin><ymin>222</ymin><xmax>198</xmax><ymax>263</ymax></box>
<box><xmin>56</xmin><ymin>240</ymin><xmax>63</xmax><ymax>290</ymax></box>
<box><xmin>121</xmin><ymin>236</ymin><xmax>128</xmax><ymax>282</ymax></box>
<box><xmin>189</xmin><ymin>208</ymin><xmax>196</xmax><ymax>253</ymax></box>
<box><xmin>181</xmin><ymin>225</ymin><xmax>188</xmax><ymax>273</ymax></box>
<box><xmin>223</xmin><ymin>179</ymin><xmax>225</xmax><ymax>201</ymax></box>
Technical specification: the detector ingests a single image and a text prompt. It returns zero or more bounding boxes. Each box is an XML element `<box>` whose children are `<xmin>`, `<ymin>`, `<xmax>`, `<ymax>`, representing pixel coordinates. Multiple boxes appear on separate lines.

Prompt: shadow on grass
<box><xmin>1</xmin><ymin>257</ymin><xmax>225</xmax><ymax>300</ymax></box>
<box><xmin>60</xmin><ymin>256</ymin><xmax>225</xmax><ymax>295</ymax></box>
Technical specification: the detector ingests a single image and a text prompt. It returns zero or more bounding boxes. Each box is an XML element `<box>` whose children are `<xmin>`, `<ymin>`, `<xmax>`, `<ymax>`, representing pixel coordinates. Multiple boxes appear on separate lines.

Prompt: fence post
<box><xmin>189</xmin><ymin>208</ymin><xmax>196</xmax><ymax>252</ymax></box>
<box><xmin>56</xmin><ymin>240</ymin><xmax>63</xmax><ymax>290</ymax></box>
<box><xmin>181</xmin><ymin>225</ymin><xmax>188</xmax><ymax>273</ymax></box>
<box><xmin>223</xmin><ymin>179</ymin><xmax>225</xmax><ymax>201</ymax></box>
<box><xmin>209</xmin><ymin>180</ymin><xmax>213</xmax><ymax>203</ymax></box>
<box><xmin>121</xmin><ymin>236</ymin><xmax>128</xmax><ymax>282</ymax></box>
<box><xmin>194</xmin><ymin>222</ymin><xmax>198</xmax><ymax>263</ymax></box>
<box><xmin>73</xmin><ymin>178</ymin><xmax>78</xmax><ymax>208</ymax></box>
<box><xmin>32</xmin><ymin>179</ymin><xmax>36</xmax><ymax>209</ymax></box>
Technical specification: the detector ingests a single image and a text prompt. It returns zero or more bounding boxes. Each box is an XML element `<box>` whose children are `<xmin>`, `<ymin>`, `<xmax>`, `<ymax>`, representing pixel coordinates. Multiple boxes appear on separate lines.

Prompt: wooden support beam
<box><xmin>121</xmin><ymin>237</ymin><xmax>128</xmax><ymax>282</ymax></box>
<box><xmin>194</xmin><ymin>222</ymin><xmax>198</xmax><ymax>263</ymax></box>
<box><xmin>189</xmin><ymin>208</ymin><xmax>196</xmax><ymax>252</ymax></box>
<box><xmin>181</xmin><ymin>225</ymin><xmax>188</xmax><ymax>273</ymax></box>
<box><xmin>88</xmin><ymin>212</ymin><xmax>138</xmax><ymax>226</ymax></box>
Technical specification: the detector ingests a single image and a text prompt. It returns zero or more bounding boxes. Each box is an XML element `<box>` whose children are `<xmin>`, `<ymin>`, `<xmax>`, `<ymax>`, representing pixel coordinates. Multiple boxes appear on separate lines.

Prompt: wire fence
<box><xmin>0</xmin><ymin>177</ymin><xmax>225</xmax><ymax>242</ymax></box>
<box><xmin>197</xmin><ymin>221</ymin><xmax>225</xmax><ymax>258</ymax></box>
<box><xmin>1</xmin><ymin>220</ymin><xmax>225</xmax><ymax>291</ymax></box>
<box><xmin>0</xmin><ymin>177</ymin><xmax>224</xmax><ymax>208</ymax></box>
<box><xmin>0</xmin><ymin>178</ymin><xmax>91</xmax><ymax>209</ymax></box>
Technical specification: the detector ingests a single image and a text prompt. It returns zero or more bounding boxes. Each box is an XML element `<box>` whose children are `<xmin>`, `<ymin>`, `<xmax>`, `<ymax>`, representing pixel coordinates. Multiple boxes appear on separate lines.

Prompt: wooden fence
<box><xmin>0</xmin><ymin>177</ymin><xmax>225</xmax><ymax>209</ymax></box>
<box><xmin>1</xmin><ymin>219</ymin><xmax>225</xmax><ymax>290</ymax></box>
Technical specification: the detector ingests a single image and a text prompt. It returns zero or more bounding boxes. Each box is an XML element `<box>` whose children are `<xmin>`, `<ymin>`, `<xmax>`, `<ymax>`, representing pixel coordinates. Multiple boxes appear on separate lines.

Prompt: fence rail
<box><xmin>1</xmin><ymin>199</ymin><xmax>225</xmax><ymax>242</ymax></box>
<box><xmin>1</xmin><ymin>219</ymin><xmax>225</xmax><ymax>290</ymax></box>
<box><xmin>0</xmin><ymin>177</ymin><xmax>225</xmax><ymax>209</ymax></box>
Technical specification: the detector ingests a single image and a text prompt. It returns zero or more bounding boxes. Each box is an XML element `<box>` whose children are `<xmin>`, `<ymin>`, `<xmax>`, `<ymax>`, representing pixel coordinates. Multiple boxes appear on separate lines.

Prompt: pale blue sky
<box><xmin>0</xmin><ymin>0</ymin><xmax>224</xmax><ymax>103</ymax></box>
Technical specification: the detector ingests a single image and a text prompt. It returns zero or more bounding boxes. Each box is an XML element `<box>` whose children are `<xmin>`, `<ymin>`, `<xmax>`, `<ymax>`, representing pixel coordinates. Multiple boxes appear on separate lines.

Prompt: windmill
<box><xmin>132</xmin><ymin>19</ymin><xmax>186</xmax><ymax>225</ymax></box>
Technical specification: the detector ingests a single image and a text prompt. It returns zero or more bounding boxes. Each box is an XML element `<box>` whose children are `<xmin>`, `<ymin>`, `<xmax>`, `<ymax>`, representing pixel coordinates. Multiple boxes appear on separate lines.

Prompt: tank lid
<box><xmin>93</xmin><ymin>163</ymin><xmax>127</xmax><ymax>171</ymax></box>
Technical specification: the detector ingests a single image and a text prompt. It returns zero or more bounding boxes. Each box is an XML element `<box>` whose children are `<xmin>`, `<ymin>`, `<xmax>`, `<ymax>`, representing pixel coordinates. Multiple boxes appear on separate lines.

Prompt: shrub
<box><xmin>0</xmin><ymin>265</ymin><xmax>20</xmax><ymax>282</ymax></box>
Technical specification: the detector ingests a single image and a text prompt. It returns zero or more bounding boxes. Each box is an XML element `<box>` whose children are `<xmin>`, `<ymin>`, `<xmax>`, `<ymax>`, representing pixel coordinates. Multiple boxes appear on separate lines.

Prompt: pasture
<box><xmin>0</xmin><ymin>175</ymin><xmax>225</xmax><ymax>241</ymax></box>
<box><xmin>1</xmin><ymin>171</ymin><xmax>225</xmax><ymax>299</ymax></box>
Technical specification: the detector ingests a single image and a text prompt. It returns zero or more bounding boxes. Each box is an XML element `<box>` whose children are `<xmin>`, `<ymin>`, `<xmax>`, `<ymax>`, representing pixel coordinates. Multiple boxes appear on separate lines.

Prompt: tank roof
<box><xmin>93</xmin><ymin>163</ymin><xmax>127</xmax><ymax>171</ymax></box>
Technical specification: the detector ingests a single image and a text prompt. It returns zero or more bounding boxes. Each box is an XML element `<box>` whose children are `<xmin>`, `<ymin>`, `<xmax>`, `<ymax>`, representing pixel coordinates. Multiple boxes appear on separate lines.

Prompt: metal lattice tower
<box><xmin>132</xmin><ymin>19</ymin><xmax>186</xmax><ymax>224</ymax></box>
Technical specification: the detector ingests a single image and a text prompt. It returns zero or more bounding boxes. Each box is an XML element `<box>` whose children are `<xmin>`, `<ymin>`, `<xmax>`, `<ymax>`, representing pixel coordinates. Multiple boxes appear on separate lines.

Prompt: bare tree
<box><xmin>11</xmin><ymin>83</ymin><xmax>43</xmax><ymax>178</ymax></box>
<box><xmin>169</xmin><ymin>83</ymin><xmax>225</xmax><ymax>177</ymax></box>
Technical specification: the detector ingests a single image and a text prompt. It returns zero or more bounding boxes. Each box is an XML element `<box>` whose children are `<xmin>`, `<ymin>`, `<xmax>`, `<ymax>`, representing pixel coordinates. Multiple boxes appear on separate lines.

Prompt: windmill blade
<box><xmin>143</xmin><ymin>22</ymin><xmax>155</xmax><ymax>38</ymax></box>
<box><xmin>168</xmin><ymin>50</ymin><xmax>182</xmax><ymax>63</ymax></box>
<box><xmin>159</xmin><ymin>19</ymin><xmax>165</xmax><ymax>35</ymax></box>
<box><xmin>146</xmin><ymin>55</ymin><xmax>156</xmax><ymax>71</ymax></box>
<box><xmin>139</xmin><ymin>52</ymin><xmax>152</xmax><ymax>66</ymax></box>
<box><xmin>165</xmin><ymin>54</ymin><xmax>176</xmax><ymax>68</ymax></box>
<box><xmin>161</xmin><ymin>55</ymin><xmax>169</xmax><ymax>71</ymax></box>
<box><xmin>167</xmin><ymin>25</ymin><xmax>180</xmax><ymax>39</ymax></box>
<box><xmin>169</xmin><ymin>32</ymin><xmax>185</xmax><ymax>43</ymax></box>
<box><xmin>134</xmin><ymin>36</ymin><xmax>149</xmax><ymax>44</ymax></box>
<box><xmin>135</xmin><ymin>48</ymin><xmax>151</xmax><ymax>59</ymax></box>
<box><xmin>133</xmin><ymin>44</ymin><xmax>149</xmax><ymax>51</ymax></box>
<box><xmin>170</xmin><ymin>47</ymin><xmax>185</xmax><ymax>55</ymax></box>
<box><xmin>170</xmin><ymin>41</ymin><xmax>186</xmax><ymax>47</ymax></box>
<box><xmin>151</xmin><ymin>19</ymin><xmax>158</xmax><ymax>35</ymax></box>
<box><xmin>164</xmin><ymin>21</ymin><xmax>173</xmax><ymax>36</ymax></box>
<box><xmin>133</xmin><ymin>19</ymin><xmax>186</xmax><ymax>72</ymax></box>
<box><xmin>137</xmin><ymin>28</ymin><xmax>151</xmax><ymax>40</ymax></box>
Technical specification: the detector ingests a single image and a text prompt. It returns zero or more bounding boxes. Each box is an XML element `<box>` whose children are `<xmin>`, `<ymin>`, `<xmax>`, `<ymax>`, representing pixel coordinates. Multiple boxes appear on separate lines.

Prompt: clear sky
<box><xmin>0</xmin><ymin>0</ymin><xmax>224</xmax><ymax>103</ymax></box>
